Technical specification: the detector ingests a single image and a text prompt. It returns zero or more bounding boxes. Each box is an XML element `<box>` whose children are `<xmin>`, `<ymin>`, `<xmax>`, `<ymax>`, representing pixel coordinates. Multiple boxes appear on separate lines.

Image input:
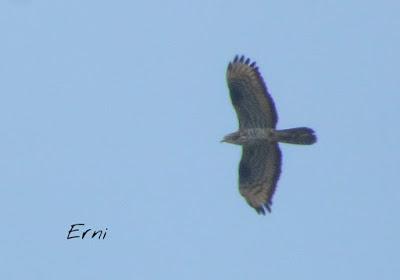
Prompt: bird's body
<box><xmin>223</xmin><ymin>127</ymin><xmax>316</xmax><ymax>146</ymax></box>
<box><xmin>223</xmin><ymin>55</ymin><xmax>316</xmax><ymax>214</ymax></box>
<box><xmin>222</xmin><ymin>128</ymin><xmax>275</xmax><ymax>145</ymax></box>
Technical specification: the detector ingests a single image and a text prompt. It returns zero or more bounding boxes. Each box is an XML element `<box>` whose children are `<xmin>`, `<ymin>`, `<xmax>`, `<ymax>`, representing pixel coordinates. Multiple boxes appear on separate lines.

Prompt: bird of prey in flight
<box><xmin>222</xmin><ymin>55</ymin><xmax>317</xmax><ymax>214</ymax></box>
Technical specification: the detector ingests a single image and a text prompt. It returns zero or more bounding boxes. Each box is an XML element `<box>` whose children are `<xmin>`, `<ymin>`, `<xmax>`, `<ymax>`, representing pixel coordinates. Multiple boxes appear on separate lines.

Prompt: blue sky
<box><xmin>1</xmin><ymin>1</ymin><xmax>399</xmax><ymax>279</ymax></box>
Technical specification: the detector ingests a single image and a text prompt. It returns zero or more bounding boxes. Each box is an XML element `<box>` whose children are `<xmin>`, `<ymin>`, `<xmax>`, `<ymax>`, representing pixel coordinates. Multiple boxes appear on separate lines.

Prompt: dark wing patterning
<box><xmin>239</xmin><ymin>142</ymin><xmax>282</xmax><ymax>214</ymax></box>
<box><xmin>227</xmin><ymin>55</ymin><xmax>278</xmax><ymax>129</ymax></box>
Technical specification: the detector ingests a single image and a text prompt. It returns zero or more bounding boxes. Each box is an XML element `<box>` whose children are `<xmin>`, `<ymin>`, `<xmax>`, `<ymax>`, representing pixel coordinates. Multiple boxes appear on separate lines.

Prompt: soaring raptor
<box><xmin>222</xmin><ymin>55</ymin><xmax>317</xmax><ymax>214</ymax></box>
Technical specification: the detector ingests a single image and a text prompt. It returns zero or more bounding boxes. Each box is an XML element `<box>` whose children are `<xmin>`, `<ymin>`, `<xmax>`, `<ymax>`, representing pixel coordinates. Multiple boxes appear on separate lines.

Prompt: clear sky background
<box><xmin>1</xmin><ymin>1</ymin><xmax>399</xmax><ymax>279</ymax></box>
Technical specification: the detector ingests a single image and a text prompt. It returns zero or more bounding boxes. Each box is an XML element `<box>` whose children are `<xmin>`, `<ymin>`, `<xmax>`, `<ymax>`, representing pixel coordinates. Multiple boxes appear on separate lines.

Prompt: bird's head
<box><xmin>221</xmin><ymin>131</ymin><xmax>242</xmax><ymax>145</ymax></box>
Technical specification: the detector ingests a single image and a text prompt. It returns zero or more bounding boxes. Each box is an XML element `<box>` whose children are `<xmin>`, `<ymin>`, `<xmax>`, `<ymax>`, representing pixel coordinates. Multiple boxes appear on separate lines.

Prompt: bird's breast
<box><xmin>241</xmin><ymin>128</ymin><xmax>275</xmax><ymax>143</ymax></box>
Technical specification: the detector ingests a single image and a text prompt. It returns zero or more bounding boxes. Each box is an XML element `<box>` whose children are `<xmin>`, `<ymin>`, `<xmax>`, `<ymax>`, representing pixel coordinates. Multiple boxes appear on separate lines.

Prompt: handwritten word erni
<box><xmin>67</xmin><ymin>223</ymin><xmax>108</xmax><ymax>240</ymax></box>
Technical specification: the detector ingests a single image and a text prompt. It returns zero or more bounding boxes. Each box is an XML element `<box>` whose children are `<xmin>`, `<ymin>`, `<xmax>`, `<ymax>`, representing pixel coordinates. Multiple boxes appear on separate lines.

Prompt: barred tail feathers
<box><xmin>274</xmin><ymin>127</ymin><xmax>317</xmax><ymax>145</ymax></box>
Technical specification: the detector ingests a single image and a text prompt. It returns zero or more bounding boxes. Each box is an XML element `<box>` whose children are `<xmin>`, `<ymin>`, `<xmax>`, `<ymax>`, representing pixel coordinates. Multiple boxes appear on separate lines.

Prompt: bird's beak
<box><xmin>220</xmin><ymin>137</ymin><xmax>227</xmax><ymax>143</ymax></box>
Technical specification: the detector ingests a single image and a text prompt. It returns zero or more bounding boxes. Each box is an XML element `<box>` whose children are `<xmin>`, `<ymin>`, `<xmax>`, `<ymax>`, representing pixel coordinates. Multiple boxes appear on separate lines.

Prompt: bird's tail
<box><xmin>273</xmin><ymin>127</ymin><xmax>317</xmax><ymax>145</ymax></box>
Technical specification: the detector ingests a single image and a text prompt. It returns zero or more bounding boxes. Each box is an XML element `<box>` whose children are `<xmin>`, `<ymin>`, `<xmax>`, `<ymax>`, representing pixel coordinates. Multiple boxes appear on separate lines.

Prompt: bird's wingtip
<box><xmin>255</xmin><ymin>201</ymin><xmax>272</xmax><ymax>215</ymax></box>
<box><xmin>231</xmin><ymin>55</ymin><xmax>257</xmax><ymax>70</ymax></box>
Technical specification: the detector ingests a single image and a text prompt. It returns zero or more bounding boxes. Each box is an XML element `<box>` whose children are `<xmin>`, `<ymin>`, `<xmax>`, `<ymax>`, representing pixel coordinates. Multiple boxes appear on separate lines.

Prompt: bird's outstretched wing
<box><xmin>239</xmin><ymin>143</ymin><xmax>282</xmax><ymax>214</ymax></box>
<box><xmin>227</xmin><ymin>55</ymin><xmax>278</xmax><ymax>129</ymax></box>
